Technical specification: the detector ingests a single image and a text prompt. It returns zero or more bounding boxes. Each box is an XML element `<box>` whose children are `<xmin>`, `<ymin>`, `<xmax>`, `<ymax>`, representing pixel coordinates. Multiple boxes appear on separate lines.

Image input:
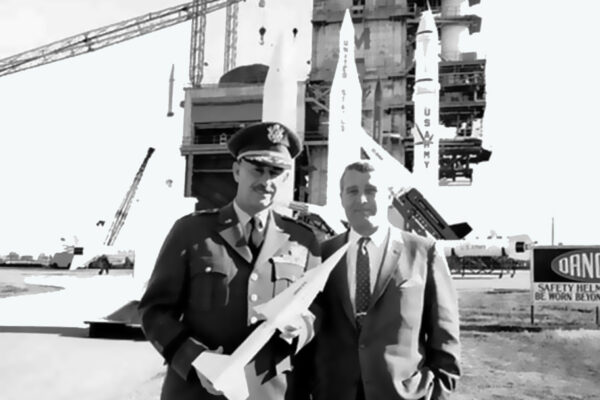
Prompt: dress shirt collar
<box><xmin>348</xmin><ymin>225</ymin><xmax>388</xmax><ymax>247</ymax></box>
<box><xmin>233</xmin><ymin>201</ymin><xmax>269</xmax><ymax>231</ymax></box>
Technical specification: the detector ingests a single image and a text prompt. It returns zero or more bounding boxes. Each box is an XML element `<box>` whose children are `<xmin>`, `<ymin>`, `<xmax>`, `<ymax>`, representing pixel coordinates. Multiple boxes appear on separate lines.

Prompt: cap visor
<box><xmin>241</xmin><ymin>155</ymin><xmax>292</xmax><ymax>169</ymax></box>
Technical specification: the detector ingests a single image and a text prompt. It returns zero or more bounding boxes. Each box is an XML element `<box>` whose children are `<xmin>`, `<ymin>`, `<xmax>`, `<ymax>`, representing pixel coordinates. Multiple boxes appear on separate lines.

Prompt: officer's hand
<box><xmin>193</xmin><ymin>346</ymin><xmax>224</xmax><ymax>396</ymax></box>
<box><xmin>279</xmin><ymin>311</ymin><xmax>314</xmax><ymax>344</ymax></box>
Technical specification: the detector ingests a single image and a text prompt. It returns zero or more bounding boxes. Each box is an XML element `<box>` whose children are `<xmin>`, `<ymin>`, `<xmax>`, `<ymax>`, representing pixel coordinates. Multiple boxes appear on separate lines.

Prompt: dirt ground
<box><xmin>1</xmin><ymin>268</ymin><xmax>599</xmax><ymax>400</ymax></box>
<box><xmin>455</xmin><ymin>288</ymin><xmax>600</xmax><ymax>400</ymax></box>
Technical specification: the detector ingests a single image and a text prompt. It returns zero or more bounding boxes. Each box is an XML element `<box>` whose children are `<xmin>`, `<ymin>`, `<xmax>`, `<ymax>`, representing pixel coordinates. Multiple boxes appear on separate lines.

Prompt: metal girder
<box><xmin>189</xmin><ymin>0</ymin><xmax>209</xmax><ymax>86</ymax></box>
<box><xmin>305</xmin><ymin>82</ymin><xmax>331</xmax><ymax>113</ymax></box>
<box><xmin>223</xmin><ymin>2</ymin><xmax>239</xmax><ymax>73</ymax></box>
<box><xmin>104</xmin><ymin>147</ymin><xmax>155</xmax><ymax>246</ymax></box>
<box><xmin>0</xmin><ymin>0</ymin><xmax>240</xmax><ymax>79</ymax></box>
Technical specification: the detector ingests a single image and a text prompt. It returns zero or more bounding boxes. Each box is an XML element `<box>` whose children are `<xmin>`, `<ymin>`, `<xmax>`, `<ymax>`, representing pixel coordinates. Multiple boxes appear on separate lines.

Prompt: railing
<box><xmin>439</xmin><ymin>72</ymin><xmax>485</xmax><ymax>86</ymax></box>
<box><xmin>194</xmin><ymin>132</ymin><xmax>234</xmax><ymax>145</ymax></box>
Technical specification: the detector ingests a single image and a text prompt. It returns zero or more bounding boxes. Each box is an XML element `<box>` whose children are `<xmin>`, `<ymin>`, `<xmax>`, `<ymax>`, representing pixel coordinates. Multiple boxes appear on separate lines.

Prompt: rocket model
<box><xmin>326</xmin><ymin>9</ymin><xmax>363</xmax><ymax>207</ymax></box>
<box><xmin>262</xmin><ymin>30</ymin><xmax>298</xmax><ymax>208</ymax></box>
<box><xmin>411</xmin><ymin>8</ymin><xmax>440</xmax><ymax>189</ymax></box>
<box><xmin>192</xmin><ymin>243</ymin><xmax>349</xmax><ymax>400</ymax></box>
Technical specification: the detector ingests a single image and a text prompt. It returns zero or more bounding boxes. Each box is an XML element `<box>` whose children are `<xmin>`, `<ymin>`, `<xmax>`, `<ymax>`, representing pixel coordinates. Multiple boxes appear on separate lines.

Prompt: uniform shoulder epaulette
<box><xmin>192</xmin><ymin>208</ymin><xmax>219</xmax><ymax>216</ymax></box>
<box><xmin>281</xmin><ymin>214</ymin><xmax>314</xmax><ymax>231</ymax></box>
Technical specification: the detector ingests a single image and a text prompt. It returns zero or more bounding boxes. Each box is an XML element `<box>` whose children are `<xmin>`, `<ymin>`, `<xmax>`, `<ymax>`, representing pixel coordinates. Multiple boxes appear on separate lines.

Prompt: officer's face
<box><xmin>340</xmin><ymin>169</ymin><xmax>391</xmax><ymax>236</ymax></box>
<box><xmin>233</xmin><ymin>159</ymin><xmax>289</xmax><ymax>215</ymax></box>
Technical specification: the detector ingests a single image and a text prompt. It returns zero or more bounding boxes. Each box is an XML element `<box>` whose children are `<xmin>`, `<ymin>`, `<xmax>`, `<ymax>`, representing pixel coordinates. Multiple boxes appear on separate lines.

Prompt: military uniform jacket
<box><xmin>138</xmin><ymin>203</ymin><xmax>321</xmax><ymax>400</ymax></box>
<box><xmin>311</xmin><ymin>227</ymin><xmax>460</xmax><ymax>400</ymax></box>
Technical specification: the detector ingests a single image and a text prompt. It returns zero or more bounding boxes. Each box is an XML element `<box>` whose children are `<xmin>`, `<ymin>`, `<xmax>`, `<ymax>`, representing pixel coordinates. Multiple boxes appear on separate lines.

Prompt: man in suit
<box><xmin>311</xmin><ymin>160</ymin><xmax>460</xmax><ymax>400</ymax></box>
<box><xmin>139</xmin><ymin>122</ymin><xmax>321</xmax><ymax>400</ymax></box>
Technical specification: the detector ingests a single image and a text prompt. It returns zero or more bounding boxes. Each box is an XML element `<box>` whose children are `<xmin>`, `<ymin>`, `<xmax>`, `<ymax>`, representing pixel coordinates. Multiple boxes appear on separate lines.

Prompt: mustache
<box><xmin>353</xmin><ymin>207</ymin><xmax>375</xmax><ymax>213</ymax></box>
<box><xmin>252</xmin><ymin>184</ymin><xmax>275</xmax><ymax>194</ymax></box>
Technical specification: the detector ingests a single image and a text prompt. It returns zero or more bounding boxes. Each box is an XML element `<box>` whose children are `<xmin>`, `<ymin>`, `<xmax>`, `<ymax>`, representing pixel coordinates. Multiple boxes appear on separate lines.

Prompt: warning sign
<box><xmin>532</xmin><ymin>246</ymin><xmax>600</xmax><ymax>304</ymax></box>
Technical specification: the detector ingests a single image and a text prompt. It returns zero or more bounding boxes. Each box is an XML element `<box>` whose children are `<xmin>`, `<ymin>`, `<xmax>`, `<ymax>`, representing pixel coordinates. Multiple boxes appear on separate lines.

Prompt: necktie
<box><xmin>355</xmin><ymin>237</ymin><xmax>370</xmax><ymax>325</ymax></box>
<box><xmin>248</xmin><ymin>217</ymin><xmax>263</xmax><ymax>258</ymax></box>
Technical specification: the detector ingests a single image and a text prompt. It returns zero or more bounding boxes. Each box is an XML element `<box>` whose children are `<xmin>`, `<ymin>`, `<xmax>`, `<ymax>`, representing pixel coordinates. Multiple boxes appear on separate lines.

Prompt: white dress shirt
<box><xmin>233</xmin><ymin>201</ymin><xmax>269</xmax><ymax>242</ymax></box>
<box><xmin>346</xmin><ymin>227</ymin><xmax>389</xmax><ymax>312</ymax></box>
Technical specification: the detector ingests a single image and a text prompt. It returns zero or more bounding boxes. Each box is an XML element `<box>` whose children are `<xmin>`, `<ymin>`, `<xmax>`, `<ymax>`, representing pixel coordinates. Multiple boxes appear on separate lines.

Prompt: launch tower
<box><xmin>180</xmin><ymin>0</ymin><xmax>490</xmax><ymax>208</ymax></box>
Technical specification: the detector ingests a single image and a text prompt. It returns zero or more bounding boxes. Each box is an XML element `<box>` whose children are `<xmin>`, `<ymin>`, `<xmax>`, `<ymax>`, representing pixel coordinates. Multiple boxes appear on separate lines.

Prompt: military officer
<box><xmin>139</xmin><ymin>121</ymin><xmax>321</xmax><ymax>400</ymax></box>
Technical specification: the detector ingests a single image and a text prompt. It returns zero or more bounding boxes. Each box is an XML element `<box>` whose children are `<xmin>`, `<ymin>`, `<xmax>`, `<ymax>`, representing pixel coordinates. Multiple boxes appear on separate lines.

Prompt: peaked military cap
<box><xmin>227</xmin><ymin>122</ymin><xmax>301</xmax><ymax>169</ymax></box>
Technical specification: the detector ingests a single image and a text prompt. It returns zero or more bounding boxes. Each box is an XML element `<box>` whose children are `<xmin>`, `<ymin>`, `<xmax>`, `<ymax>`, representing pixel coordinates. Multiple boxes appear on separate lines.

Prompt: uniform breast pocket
<box><xmin>271</xmin><ymin>261</ymin><xmax>305</xmax><ymax>295</ymax></box>
<box><xmin>189</xmin><ymin>257</ymin><xmax>230</xmax><ymax>311</ymax></box>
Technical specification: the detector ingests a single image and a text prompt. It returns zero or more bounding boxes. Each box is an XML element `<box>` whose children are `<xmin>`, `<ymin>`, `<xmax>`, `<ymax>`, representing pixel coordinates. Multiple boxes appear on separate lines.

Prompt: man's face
<box><xmin>233</xmin><ymin>159</ymin><xmax>289</xmax><ymax>215</ymax></box>
<box><xmin>340</xmin><ymin>169</ymin><xmax>390</xmax><ymax>236</ymax></box>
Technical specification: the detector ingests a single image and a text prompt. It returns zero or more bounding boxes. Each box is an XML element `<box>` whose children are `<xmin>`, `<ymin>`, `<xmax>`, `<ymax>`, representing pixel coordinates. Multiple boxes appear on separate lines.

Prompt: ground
<box><xmin>0</xmin><ymin>267</ymin><xmax>598</xmax><ymax>400</ymax></box>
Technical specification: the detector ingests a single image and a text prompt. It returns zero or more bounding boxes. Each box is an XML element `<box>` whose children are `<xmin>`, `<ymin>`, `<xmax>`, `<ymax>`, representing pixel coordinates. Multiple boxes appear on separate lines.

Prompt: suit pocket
<box><xmin>396</xmin><ymin>278</ymin><xmax>425</xmax><ymax>329</ymax></box>
<box><xmin>189</xmin><ymin>256</ymin><xmax>230</xmax><ymax>311</ymax></box>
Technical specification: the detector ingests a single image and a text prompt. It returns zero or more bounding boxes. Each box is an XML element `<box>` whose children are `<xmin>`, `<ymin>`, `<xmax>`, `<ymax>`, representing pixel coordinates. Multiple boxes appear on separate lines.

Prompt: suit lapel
<box><xmin>328</xmin><ymin>233</ymin><xmax>356</xmax><ymax>327</ymax></box>
<box><xmin>217</xmin><ymin>203</ymin><xmax>253</xmax><ymax>264</ymax></box>
<box><xmin>369</xmin><ymin>228</ymin><xmax>402</xmax><ymax>309</ymax></box>
<box><xmin>254</xmin><ymin>211</ymin><xmax>290</xmax><ymax>267</ymax></box>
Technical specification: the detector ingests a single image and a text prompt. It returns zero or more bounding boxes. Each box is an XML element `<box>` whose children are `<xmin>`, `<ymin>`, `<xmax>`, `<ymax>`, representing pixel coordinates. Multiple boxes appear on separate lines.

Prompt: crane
<box><xmin>0</xmin><ymin>0</ymin><xmax>255</xmax><ymax>86</ymax></box>
<box><xmin>103</xmin><ymin>147</ymin><xmax>155</xmax><ymax>246</ymax></box>
<box><xmin>223</xmin><ymin>1</ymin><xmax>240</xmax><ymax>73</ymax></box>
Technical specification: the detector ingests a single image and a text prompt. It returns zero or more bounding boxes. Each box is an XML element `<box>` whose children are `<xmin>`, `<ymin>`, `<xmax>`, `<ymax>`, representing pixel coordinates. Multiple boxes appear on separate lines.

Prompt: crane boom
<box><xmin>104</xmin><ymin>147</ymin><xmax>155</xmax><ymax>246</ymax></box>
<box><xmin>189</xmin><ymin>0</ymin><xmax>208</xmax><ymax>86</ymax></box>
<box><xmin>223</xmin><ymin>1</ymin><xmax>240</xmax><ymax>73</ymax></box>
<box><xmin>0</xmin><ymin>0</ymin><xmax>242</xmax><ymax>79</ymax></box>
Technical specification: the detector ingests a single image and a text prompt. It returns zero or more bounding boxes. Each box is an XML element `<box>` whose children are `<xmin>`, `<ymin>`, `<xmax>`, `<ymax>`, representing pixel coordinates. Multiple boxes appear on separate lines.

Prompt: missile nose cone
<box><xmin>417</xmin><ymin>10</ymin><xmax>437</xmax><ymax>36</ymax></box>
<box><xmin>339</xmin><ymin>9</ymin><xmax>355</xmax><ymax>41</ymax></box>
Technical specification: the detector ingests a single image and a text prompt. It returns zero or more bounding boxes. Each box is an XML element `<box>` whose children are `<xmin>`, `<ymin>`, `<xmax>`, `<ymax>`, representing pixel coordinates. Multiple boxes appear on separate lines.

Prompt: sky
<box><xmin>0</xmin><ymin>0</ymin><xmax>598</xmax><ymax>256</ymax></box>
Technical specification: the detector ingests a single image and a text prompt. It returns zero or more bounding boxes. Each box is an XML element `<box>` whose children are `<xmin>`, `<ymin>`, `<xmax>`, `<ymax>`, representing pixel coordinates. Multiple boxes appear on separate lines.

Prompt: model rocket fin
<box><xmin>193</xmin><ymin>352</ymin><xmax>249</xmax><ymax>400</ymax></box>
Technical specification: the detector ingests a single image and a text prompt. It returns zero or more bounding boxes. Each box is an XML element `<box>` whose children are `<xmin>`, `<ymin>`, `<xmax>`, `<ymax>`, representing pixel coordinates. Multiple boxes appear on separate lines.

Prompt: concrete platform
<box><xmin>0</xmin><ymin>268</ymin><xmax>534</xmax><ymax>400</ymax></box>
<box><xmin>0</xmin><ymin>274</ymin><xmax>144</xmax><ymax>328</ymax></box>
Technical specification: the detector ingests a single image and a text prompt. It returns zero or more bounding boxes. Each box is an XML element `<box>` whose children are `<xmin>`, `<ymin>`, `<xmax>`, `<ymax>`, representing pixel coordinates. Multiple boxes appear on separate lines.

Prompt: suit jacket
<box><xmin>138</xmin><ymin>203</ymin><xmax>321</xmax><ymax>400</ymax></box>
<box><xmin>311</xmin><ymin>227</ymin><xmax>460</xmax><ymax>400</ymax></box>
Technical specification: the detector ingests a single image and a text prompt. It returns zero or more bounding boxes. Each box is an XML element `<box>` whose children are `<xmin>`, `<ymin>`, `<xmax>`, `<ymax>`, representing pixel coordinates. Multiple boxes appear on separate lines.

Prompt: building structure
<box><xmin>180</xmin><ymin>0</ymin><xmax>490</xmax><ymax>208</ymax></box>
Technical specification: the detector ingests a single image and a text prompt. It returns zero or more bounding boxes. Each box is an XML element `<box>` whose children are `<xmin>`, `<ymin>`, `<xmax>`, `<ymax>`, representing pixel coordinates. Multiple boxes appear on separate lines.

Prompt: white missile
<box><xmin>412</xmin><ymin>8</ymin><xmax>440</xmax><ymax>189</ymax></box>
<box><xmin>352</xmin><ymin>126</ymin><xmax>417</xmax><ymax>189</ymax></box>
<box><xmin>262</xmin><ymin>30</ymin><xmax>298</xmax><ymax>209</ymax></box>
<box><xmin>327</xmin><ymin>9</ymin><xmax>363</xmax><ymax>207</ymax></box>
<box><xmin>192</xmin><ymin>243</ymin><xmax>349</xmax><ymax>400</ymax></box>
<box><xmin>281</xmin><ymin>9</ymin><xmax>466</xmax><ymax>239</ymax></box>
<box><xmin>167</xmin><ymin>64</ymin><xmax>174</xmax><ymax>117</ymax></box>
<box><xmin>441</xmin><ymin>234</ymin><xmax>534</xmax><ymax>261</ymax></box>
